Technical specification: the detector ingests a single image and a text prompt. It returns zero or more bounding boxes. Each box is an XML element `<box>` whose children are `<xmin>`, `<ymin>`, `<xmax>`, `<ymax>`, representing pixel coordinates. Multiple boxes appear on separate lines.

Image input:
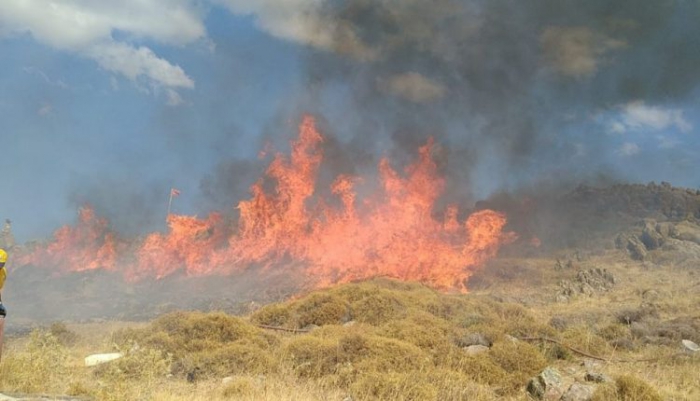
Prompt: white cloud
<box><xmin>616</xmin><ymin>101</ymin><xmax>692</xmax><ymax>133</ymax></box>
<box><xmin>87</xmin><ymin>42</ymin><xmax>194</xmax><ymax>89</ymax></box>
<box><xmin>166</xmin><ymin>89</ymin><xmax>185</xmax><ymax>107</ymax></box>
<box><xmin>0</xmin><ymin>0</ymin><xmax>204</xmax><ymax>92</ymax></box>
<box><xmin>608</xmin><ymin>121</ymin><xmax>626</xmax><ymax>134</ymax></box>
<box><xmin>618</xmin><ymin>142</ymin><xmax>640</xmax><ymax>156</ymax></box>
<box><xmin>37</xmin><ymin>103</ymin><xmax>52</xmax><ymax>116</ymax></box>
<box><xmin>23</xmin><ymin>66</ymin><xmax>69</xmax><ymax>89</ymax></box>
<box><xmin>1</xmin><ymin>0</ymin><xmax>342</xmax><ymax>96</ymax></box>
<box><xmin>214</xmin><ymin>0</ymin><xmax>331</xmax><ymax>48</ymax></box>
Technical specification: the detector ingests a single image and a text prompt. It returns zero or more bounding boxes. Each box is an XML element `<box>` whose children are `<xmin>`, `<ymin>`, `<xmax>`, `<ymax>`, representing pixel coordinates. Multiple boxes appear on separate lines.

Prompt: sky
<box><xmin>1</xmin><ymin>0</ymin><xmax>699</xmax><ymax>242</ymax></box>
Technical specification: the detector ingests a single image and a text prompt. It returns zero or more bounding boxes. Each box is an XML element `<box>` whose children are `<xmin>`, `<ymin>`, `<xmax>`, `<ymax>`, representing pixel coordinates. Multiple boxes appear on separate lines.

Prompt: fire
<box><xmin>130</xmin><ymin>213</ymin><xmax>230</xmax><ymax>281</ymax></box>
<box><xmin>17</xmin><ymin>116</ymin><xmax>515</xmax><ymax>291</ymax></box>
<box><xmin>17</xmin><ymin>206</ymin><xmax>118</xmax><ymax>274</ymax></box>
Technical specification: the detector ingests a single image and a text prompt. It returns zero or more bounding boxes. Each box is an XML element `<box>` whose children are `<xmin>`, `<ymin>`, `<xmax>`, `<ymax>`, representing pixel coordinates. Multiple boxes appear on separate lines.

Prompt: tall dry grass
<box><xmin>1</xmin><ymin>262</ymin><xmax>697</xmax><ymax>401</ymax></box>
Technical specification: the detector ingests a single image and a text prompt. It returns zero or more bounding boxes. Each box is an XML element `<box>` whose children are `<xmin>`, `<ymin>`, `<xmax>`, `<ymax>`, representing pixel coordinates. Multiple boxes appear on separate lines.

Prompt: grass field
<box><xmin>1</xmin><ymin>249</ymin><xmax>698</xmax><ymax>400</ymax></box>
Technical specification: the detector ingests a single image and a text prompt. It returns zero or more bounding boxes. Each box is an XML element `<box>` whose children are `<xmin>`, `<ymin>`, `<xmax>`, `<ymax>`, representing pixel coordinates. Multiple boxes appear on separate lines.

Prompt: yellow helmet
<box><xmin>0</xmin><ymin>248</ymin><xmax>7</xmax><ymax>264</ymax></box>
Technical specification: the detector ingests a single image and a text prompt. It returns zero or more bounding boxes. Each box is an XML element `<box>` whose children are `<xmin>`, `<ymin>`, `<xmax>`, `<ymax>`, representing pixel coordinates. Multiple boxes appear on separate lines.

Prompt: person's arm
<box><xmin>0</xmin><ymin>264</ymin><xmax>5</xmax><ymax>303</ymax></box>
<box><xmin>0</xmin><ymin>268</ymin><xmax>4</xmax><ymax>316</ymax></box>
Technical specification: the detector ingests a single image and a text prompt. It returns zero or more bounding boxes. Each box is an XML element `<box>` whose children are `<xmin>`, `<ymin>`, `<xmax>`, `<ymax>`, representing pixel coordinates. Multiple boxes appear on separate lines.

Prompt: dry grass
<box><xmin>1</xmin><ymin>252</ymin><xmax>699</xmax><ymax>400</ymax></box>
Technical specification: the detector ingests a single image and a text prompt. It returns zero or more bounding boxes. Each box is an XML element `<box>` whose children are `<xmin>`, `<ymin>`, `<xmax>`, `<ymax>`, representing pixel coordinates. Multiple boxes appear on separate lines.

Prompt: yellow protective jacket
<box><xmin>0</xmin><ymin>266</ymin><xmax>6</xmax><ymax>291</ymax></box>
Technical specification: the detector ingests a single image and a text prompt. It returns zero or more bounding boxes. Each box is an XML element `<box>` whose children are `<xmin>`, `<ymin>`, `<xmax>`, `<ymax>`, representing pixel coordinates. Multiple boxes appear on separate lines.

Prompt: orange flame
<box><xmin>17</xmin><ymin>206</ymin><xmax>118</xmax><ymax>274</ymax></box>
<box><xmin>17</xmin><ymin>116</ymin><xmax>515</xmax><ymax>291</ymax></box>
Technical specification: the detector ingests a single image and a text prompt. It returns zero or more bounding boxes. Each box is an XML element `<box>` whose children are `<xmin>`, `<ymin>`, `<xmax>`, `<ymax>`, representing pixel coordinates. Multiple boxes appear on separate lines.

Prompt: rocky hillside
<box><xmin>480</xmin><ymin>182</ymin><xmax>700</xmax><ymax>251</ymax></box>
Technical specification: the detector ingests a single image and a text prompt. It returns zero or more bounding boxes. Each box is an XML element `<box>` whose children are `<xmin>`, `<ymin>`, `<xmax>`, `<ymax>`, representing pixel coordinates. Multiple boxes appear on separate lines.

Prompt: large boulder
<box><xmin>640</xmin><ymin>220</ymin><xmax>665</xmax><ymax>250</ymax></box>
<box><xmin>561</xmin><ymin>383</ymin><xmax>595</xmax><ymax>401</ymax></box>
<box><xmin>616</xmin><ymin>233</ymin><xmax>648</xmax><ymax>260</ymax></box>
<box><xmin>526</xmin><ymin>367</ymin><xmax>563</xmax><ymax>400</ymax></box>
<box><xmin>672</xmin><ymin>222</ymin><xmax>700</xmax><ymax>245</ymax></box>
<box><xmin>658</xmin><ymin>238</ymin><xmax>700</xmax><ymax>266</ymax></box>
<box><xmin>655</xmin><ymin>222</ymin><xmax>677</xmax><ymax>238</ymax></box>
<box><xmin>557</xmin><ymin>268</ymin><xmax>617</xmax><ymax>300</ymax></box>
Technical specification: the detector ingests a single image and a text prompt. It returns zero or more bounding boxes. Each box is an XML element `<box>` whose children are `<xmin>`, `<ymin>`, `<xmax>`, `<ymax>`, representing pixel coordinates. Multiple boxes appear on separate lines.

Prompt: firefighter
<box><xmin>0</xmin><ymin>248</ymin><xmax>6</xmax><ymax>317</ymax></box>
<box><xmin>0</xmin><ymin>248</ymin><xmax>5</xmax><ymax>361</ymax></box>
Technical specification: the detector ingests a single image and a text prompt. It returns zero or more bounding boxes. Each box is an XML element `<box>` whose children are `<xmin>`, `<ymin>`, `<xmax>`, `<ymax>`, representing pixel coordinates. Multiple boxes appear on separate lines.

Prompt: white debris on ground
<box><xmin>682</xmin><ymin>339</ymin><xmax>699</xmax><ymax>353</ymax></box>
<box><xmin>84</xmin><ymin>352</ymin><xmax>123</xmax><ymax>367</ymax></box>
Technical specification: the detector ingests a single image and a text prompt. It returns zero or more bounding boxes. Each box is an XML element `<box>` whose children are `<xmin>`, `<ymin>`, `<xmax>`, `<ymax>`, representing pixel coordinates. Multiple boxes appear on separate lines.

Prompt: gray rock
<box><xmin>561</xmin><ymin>383</ymin><xmax>595</xmax><ymax>401</ymax></box>
<box><xmin>655</xmin><ymin>222</ymin><xmax>677</xmax><ymax>238</ymax></box>
<box><xmin>641</xmin><ymin>220</ymin><xmax>665</xmax><ymax>250</ymax></box>
<box><xmin>585</xmin><ymin>372</ymin><xmax>611</xmax><ymax>383</ymax></box>
<box><xmin>464</xmin><ymin>344</ymin><xmax>489</xmax><ymax>355</ymax></box>
<box><xmin>660</xmin><ymin>238</ymin><xmax>700</xmax><ymax>262</ymax></box>
<box><xmin>457</xmin><ymin>332</ymin><xmax>491</xmax><ymax>347</ymax></box>
<box><xmin>581</xmin><ymin>359</ymin><xmax>601</xmax><ymax>371</ymax></box>
<box><xmin>616</xmin><ymin>233</ymin><xmax>648</xmax><ymax>260</ymax></box>
<box><xmin>673</xmin><ymin>222</ymin><xmax>700</xmax><ymax>245</ymax></box>
<box><xmin>526</xmin><ymin>367</ymin><xmax>563</xmax><ymax>400</ymax></box>
<box><xmin>557</xmin><ymin>268</ymin><xmax>616</xmax><ymax>299</ymax></box>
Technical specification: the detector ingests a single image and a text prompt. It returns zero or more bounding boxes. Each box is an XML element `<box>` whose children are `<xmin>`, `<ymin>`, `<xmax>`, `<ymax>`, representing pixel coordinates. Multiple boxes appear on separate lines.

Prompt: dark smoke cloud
<box><xmin>266</xmin><ymin>0</ymin><xmax>700</xmax><ymax>200</ymax></box>
<box><xmin>199</xmin><ymin>159</ymin><xmax>265</xmax><ymax>212</ymax></box>
<box><xmin>68</xmin><ymin>177</ymin><xmax>169</xmax><ymax>236</ymax></box>
<box><xmin>53</xmin><ymin>0</ymin><xmax>698</xmax><ymax>228</ymax></box>
<box><xmin>314</xmin><ymin>0</ymin><xmax>700</xmax><ymax>102</ymax></box>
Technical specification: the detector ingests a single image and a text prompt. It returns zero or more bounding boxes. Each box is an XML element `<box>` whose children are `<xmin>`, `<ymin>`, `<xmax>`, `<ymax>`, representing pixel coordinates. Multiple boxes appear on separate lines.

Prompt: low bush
<box><xmin>113</xmin><ymin>311</ymin><xmax>272</xmax><ymax>377</ymax></box>
<box><xmin>593</xmin><ymin>375</ymin><xmax>663</xmax><ymax>401</ymax></box>
<box><xmin>0</xmin><ymin>330</ymin><xmax>69</xmax><ymax>393</ymax></box>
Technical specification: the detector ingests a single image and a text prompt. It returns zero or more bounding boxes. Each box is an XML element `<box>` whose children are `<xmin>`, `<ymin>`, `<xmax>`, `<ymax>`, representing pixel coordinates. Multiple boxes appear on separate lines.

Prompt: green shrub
<box><xmin>250</xmin><ymin>303</ymin><xmax>291</xmax><ymax>327</ymax></box>
<box><xmin>378</xmin><ymin>311</ymin><xmax>451</xmax><ymax>350</ymax></box>
<box><xmin>615</xmin><ymin>375</ymin><xmax>663</xmax><ymax>401</ymax></box>
<box><xmin>599</xmin><ymin>323</ymin><xmax>632</xmax><ymax>342</ymax></box>
<box><xmin>592</xmin><ymin>375</ymin><xmax>663</xmax><ymax>401</ymax></box>
<box><xmin>489</xmin><ymin>341</ymin><xmax>548</xmax><ymax>392</ymax></box>
<box><xmin>351</xmin><ymin>291</ymin><xmax>408</xmax><ymax>325</ymax></box>
<box><xmin>185</xmin><ymin>342</ymin><xmax>275</xmax><ymax>377</ymax></box>
<box><xmin>453</xmin><ymin>354</ymin><xmax>508</xmax><ymax>386</ymax></box>
<box><xmin>357</xmin><ymin>336</ymin><xmax>431</xmax><ymax>373</ymax></box>
<box><xmin>294</xmin><ymin>293</ymin><xmax>349</xmax><ymax>327</ymax></box>
<box><xmin>112</xmin><ymin>311</ymin><xmax>271</xmax><ymax>377</ymax></box>
<box><xmin>283</xmin><ymin>335</ymin><xmax>340</xmax><ymax>377</ymax></box>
